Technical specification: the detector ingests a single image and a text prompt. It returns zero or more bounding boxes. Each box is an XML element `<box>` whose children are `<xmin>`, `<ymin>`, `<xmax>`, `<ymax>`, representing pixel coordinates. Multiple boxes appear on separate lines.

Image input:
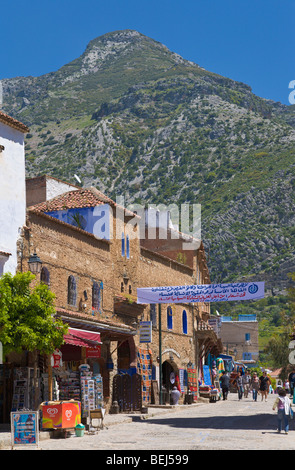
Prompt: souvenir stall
<box><xmin>40</xmin><ymin>327</ymin><xmax>104</xmax><ymax>431</ymax></box>
<box><xmin>216</xmin><ymin>354</ymin><xmax>234</xmax><ymax>376</ymax></box>
<box><xmin>197</xmin><ymin>352</ymin><xmax>221</xmax><ymax>402</ymax></box>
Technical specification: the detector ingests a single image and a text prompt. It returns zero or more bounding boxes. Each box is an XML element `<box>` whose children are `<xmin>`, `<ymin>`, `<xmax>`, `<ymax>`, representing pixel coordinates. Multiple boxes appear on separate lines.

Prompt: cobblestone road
<box><xmin>34</xmin><ymin>392</ymin><xmax>295</xmax><ymax>451</ymax></box>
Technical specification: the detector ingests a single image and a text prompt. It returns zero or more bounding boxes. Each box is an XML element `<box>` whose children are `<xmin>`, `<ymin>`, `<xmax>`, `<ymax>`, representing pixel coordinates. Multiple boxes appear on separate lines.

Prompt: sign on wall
<box><xmin>139</xmin><ymin>321</ymin><xmax>152</xmax><ymax>343</ymax></box>
<box><xmin>137</xmin><ymin>282</ymin><xmax>264</xmax><ymax>304</ymax></box>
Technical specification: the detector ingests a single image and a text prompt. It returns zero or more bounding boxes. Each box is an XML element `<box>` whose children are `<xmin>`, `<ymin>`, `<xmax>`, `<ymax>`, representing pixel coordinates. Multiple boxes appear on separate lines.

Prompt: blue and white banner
<box><xmin>137</xmin><ymin>282</ymin><xmax>264</xmax><ymax>304</ymax></box>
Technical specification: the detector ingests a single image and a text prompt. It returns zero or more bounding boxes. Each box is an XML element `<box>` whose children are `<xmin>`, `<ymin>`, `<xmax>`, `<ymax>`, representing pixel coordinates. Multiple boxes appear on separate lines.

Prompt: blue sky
<box><xmin>1</xmin><ymin>0</ymin><xmax>294</xmax><ymax>104</ymax></box>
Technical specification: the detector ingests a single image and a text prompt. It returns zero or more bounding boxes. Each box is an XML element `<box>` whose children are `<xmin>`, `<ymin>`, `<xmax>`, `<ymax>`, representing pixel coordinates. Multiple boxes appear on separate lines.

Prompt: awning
<box><xmin>63</xmin><ymin>327</ymin><xmax>102</xmax><ymax>348</ymax></box>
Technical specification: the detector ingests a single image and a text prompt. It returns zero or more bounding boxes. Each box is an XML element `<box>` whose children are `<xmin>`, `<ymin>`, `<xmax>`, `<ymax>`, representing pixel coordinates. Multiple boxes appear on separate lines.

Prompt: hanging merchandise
<box><xmin>51</xmin><ymin>349</ymin><xmax>62</xmax><ymax>369</ymax></box>
<box><xmin>79</xmin><ymin>364</ymin><xmax>103</xmax><ymax>418</ymax></box>
<box><xmin>187</xmin><ymin>366</ymin><xmax>198</xmax><ymax>402</ymax></box>
<box><xmin>216</xmin><ymin>357</ymin><xmax>225</xmax><ymax>375</ymax></box>
<box><xmin>56</xmin><ymin>370</ymin><xmax>80</xmax><ymax>401</ymax></box>
<box><xmin>137</xmin><ymin>348</ymin><xmax>152</xmax><ymax>405</ymax></box>
<box><xmin>178</xmin><ymin>369</ymin><xmax>185</xmax><ymax>393</ymax></box>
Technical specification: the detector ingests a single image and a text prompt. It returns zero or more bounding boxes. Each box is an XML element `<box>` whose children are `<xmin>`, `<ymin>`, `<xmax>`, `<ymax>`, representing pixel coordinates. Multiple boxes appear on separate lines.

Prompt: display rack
<box><xmin>56</xmin><ymin>370</ymin><xmax>80</xmax><ymax>401</ymax></box>
<box><xmin>79</xmin><ymin>364</ymin><xmax>103</xmax><ymax>418</ymax></box>
<box><xmin>11</xmin><ymin>367</ymin><xmax>40</xmax><ymax>411</ymax></box>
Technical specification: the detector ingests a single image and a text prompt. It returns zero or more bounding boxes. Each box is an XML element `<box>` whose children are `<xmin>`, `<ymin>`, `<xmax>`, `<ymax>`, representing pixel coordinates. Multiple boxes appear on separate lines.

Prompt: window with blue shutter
<box><xmin>121</xmin><ymin>232</ymin><xmax>125</xmax><ymax>256</ymax></box>
<box><xmin>182</xmin><ymin>310</ymin><xmax>188</xmax><ymax>334</ymax></box>
<box><xmin>167</xmin><ymin>306</ymin><xmax>173</xmax><ymax>330</ymax></box>
<box><xmin>126</xmin><ymin>235</ymin><xmax>130</xmax><ymax>259</ymax></box>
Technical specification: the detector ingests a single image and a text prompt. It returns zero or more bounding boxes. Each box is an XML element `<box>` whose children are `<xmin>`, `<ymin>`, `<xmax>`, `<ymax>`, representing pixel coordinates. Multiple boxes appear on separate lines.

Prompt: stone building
<box><xmin>220</xmin><ymin>315</ymin><xmax>259</xmax><ymax>365</ymax></box>
<box><xmin>18</xmin><ymin>176</ymin><xmax>222</xmax><ymax>412</ymax></box>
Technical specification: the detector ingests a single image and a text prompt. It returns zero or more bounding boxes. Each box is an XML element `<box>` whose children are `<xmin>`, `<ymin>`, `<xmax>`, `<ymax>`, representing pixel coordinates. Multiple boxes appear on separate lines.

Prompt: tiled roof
<box><xmin>29</xmin><ymin>187</ymin><xmax>115</xmax><ymax>212</ymax></box>
<box><xmin>29</xmin><ymin>186</ymin><xmax>138</xmax><ymax>218</ymax></box>
<box><xmin>0</xmin><ymin>110</ymin><xmax>29</xmax><ymax>133</ymax></box>
<box><xmin>0</xmin><ymin>250</ymin><xmax>11</xmax><ymax>257</ymax></box>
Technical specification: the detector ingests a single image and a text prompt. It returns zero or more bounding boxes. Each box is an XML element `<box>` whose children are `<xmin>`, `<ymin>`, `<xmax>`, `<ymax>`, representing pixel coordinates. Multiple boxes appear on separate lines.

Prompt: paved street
<box><xmin>23</xmin><ymin>392</ymin><xmax>295</xmax><ymax>451</ymax></box>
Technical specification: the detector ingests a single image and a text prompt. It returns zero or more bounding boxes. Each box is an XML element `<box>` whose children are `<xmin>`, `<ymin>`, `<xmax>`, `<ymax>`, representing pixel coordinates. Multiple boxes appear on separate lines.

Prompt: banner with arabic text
<box><xmin>137</xmin><ymin>282</ymin><xmax>264</xmax><ymax>304</ymax></box>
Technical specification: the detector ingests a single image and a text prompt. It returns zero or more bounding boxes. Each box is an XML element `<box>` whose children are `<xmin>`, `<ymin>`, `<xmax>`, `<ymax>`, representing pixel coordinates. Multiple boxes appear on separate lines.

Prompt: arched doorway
<box><xmin>112</xmin><ymin>337</ymin><xmax>141</xmax><ymax>411</ymax></box>
<box><xmin>117</xmin><ymin>340</ymin><xmax>130</xmax><ymax>371</ymax></box>
<box><xmin>162</xmin><ymin>359</ymin><xmax>179</xmax><ymax>404</ymax></box>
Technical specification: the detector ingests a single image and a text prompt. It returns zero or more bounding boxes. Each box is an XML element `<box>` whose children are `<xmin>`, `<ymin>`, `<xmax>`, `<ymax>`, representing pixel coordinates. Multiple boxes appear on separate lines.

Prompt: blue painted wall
<box><xmin>45</xmin><ymin>204</ymin><xmax>111</xmax><ymax>240</ymax></box>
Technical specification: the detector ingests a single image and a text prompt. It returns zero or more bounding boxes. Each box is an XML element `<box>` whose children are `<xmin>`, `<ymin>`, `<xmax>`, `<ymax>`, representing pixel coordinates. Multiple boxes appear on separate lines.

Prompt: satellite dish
<box><xmin>74</xmin><ymin>174</ymin><xmax>81</xmax><ymax>184</ymax></box>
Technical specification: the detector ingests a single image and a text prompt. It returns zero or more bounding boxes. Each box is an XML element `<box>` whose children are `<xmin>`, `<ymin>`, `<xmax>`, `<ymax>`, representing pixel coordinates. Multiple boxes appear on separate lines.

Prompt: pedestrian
<box><xmin>259</xmin><ymin>371</ymin><xmax>270</xmax><ymax>402</ymax></box>
<box><xmin>242</xmin><ymin>370</ymin><xmax>251</xmax><ymax>398</ymax></box>
<box><xmin>235</xmin><ymin>371</ymin><xmax>244</xmax><ymax>400</ymax></box>
<box><xmin>284</xmin><ymin>380</ymin><xmax>290</xmax><ymax>394</ymax></box>
<box><xmin>272</xmin><ymin>388</ymin><xmax>292</xmax><ymax>434</ymax></box>
<box><xmin>250</xmin><ymin>372</ymin><xmax>260</xmax><ymax>402</ymax></box>
<box><xmin>219</xmin><ymin>371</ymin><xmax>230</xmax><ymax>400</ymax></box>
<box><xmin>288</xmin><ymin>370</ymin><xmax>295</xmax><ymax>398</ymax></box>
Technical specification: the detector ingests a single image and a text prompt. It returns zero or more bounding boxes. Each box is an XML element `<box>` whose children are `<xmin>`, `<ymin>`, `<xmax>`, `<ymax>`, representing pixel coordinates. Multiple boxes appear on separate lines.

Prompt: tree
<box><xmin>263</xmin><ymin>273</ymin><xmax>295</xmax><ymax>378</ymax></box>
<box><xmin>0</xmin><ymin>271</ymin><xmax>68</xmax><ymax>356</ymax></box>
<box><xmin>0</xmin><ymin>271</ymin><xmax>68</xmax><ymax>409</ymax></box>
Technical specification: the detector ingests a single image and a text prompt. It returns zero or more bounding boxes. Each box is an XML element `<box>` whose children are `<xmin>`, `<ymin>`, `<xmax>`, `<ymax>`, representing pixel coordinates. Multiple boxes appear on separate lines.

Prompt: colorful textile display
<box><xmin>137</xmin><ymin>348</ymin><xmax>152</xmax><ymax>404</ymax></box>
<box><xmin>187</xmin><ymin>367</ymin><xmax>198</xmax><ymax>402</ymax></box>
<box><xmin>216</xmin><ymin>357</ymin><xmax>225</xmax><ymax>375</ymax></box>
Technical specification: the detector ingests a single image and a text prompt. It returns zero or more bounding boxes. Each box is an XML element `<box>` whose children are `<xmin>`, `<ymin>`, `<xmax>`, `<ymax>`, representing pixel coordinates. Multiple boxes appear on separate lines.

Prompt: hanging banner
<box><xmin>137</xmin><ymin>282</ymin><xmax>264</xmax><ymax>304</ymax></box>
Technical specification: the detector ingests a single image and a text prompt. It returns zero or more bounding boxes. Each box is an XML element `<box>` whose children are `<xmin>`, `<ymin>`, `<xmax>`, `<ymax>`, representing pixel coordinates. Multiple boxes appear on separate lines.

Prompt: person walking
<box><xmin>242</xmin><ymin>370</ymin><xmax>251</xmax><ymax>398</ymax></box>
<box><xmin>235</xmin><ymin>372</ymin><xmax>244</xmax><ymax>400</ymax></box>
<box><xmin>288</xmin><ymin>370</ymin><xmax>295</xmax><ymax>398</ymax></box>
<box><xmin>272</xmin><ymin>388</ymin><xmax>292</xmax><ymax>434</ymax></box>
<box><xmin>250</xmin><ymin>372</ymin><xmax>260</xmax><ymax>402</ymax></box>
<box><xmin>219</xmin><ymin>371</ymin><xmax>230</xmax><ymax>400</ymax></box>
<box><xmin>259</xmin><ymin>371</ymin><xmax>270</xmax><ymax>402</ymax></box>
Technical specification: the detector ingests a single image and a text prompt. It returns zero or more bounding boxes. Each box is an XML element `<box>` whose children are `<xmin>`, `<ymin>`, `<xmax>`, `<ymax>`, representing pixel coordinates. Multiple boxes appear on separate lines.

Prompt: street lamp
<box><xmin>28</xmin><ymin>253</ymin><xmax>42</xmax><ymax>274</ymax></box>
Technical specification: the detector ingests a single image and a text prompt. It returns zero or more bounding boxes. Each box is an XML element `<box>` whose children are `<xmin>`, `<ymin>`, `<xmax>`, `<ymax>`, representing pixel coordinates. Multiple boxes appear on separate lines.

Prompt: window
<box><xmin>167</xmin><ymin>306</ymin><xmax>173</xmax><ymax>330</ymax></box>
<box><xmin>126</xmin><ymin>235</ymin><xmax>130</xmax><ymax>259</ymax></box>
<box><xmin>92</xmin><ymin>281</ymin><xmax>102</xmax><ymax>312</ymax></box>
<box><xmin>182</xmin><ymin>309</ymin><xmax>188</xmax><ymax>334</ymax></box>
<box><xmin>121</xmin><ymin>232</ymin><xmax>125</xmax><ymax>257</ymax></box>
<box><xmin>245</xmin><ymin>333</ymin><xmax>251</xmax><ymax>342</ymax></box>
<box><xmin>40</xmin><ymin>267</ymin><xmax>50</xmax><ymax>286</ymax></box>
<box><xmin>67</xmin><ymin>275</ymin><xmax>77</xmax><ymax>306</ymax></box>
<box><xmin>150</xmin><ymin>304</ymin><xmax>157</xmax><ymax>328</ymax></box>
<box><xmin>243</xmin><ymin>352</ymin><xmax>252</xmax><ymax>360</ymax></box>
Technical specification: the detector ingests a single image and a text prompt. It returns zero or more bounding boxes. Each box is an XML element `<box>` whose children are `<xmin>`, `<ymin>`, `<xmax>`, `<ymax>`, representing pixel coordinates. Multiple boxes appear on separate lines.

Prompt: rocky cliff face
<box><xmin>2</xmin><ymin>30</ymin><xmax>295</xmax><ymax>292</ymax></box>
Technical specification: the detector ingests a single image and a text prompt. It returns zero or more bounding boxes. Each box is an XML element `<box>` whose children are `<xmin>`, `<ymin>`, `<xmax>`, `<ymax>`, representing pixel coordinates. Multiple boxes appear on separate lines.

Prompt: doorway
<box><xmin>162</xmin><ymin>360</ymin><xmax>179</xmax><ymax>404</ymax></box>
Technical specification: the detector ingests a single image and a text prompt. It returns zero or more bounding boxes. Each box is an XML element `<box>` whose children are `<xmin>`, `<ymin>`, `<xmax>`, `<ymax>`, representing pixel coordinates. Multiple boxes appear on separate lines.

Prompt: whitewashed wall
<box><xmin>0</xmin><ymin>121</ymin><xmax>26</xmax><ymax>274</ymax></box>
<box><xmin>46</xmin><ymin>177</ymin><xmax>78</xmax><ymax>200</ymax></box>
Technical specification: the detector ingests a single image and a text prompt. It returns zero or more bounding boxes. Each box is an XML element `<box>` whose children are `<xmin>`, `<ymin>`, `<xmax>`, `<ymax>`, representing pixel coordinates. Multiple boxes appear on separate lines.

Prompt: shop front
<box><xmin>41</xmin><ymin>326</ymin><xmax>103</xmax><ymax>430</ymax></box>
<box><xmin>195</xmin><ymin>321</ymin><xmax>223</xmax><ymax>402</ymax></box>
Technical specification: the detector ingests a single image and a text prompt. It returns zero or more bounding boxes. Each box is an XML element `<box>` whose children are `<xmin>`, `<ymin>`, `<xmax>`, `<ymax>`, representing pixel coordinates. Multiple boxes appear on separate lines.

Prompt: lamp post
<box><xmin>28</xmin><ymin>253</ymin><xmax>42</xmax><ymax>274</ymax></box>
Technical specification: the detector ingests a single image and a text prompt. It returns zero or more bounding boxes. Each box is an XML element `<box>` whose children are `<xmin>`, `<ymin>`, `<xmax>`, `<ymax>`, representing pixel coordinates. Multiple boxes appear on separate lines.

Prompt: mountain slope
<box><xmin>2</xmin><ymin>30</ymin><xmax>295</xmax><ymax>292</ymax></box>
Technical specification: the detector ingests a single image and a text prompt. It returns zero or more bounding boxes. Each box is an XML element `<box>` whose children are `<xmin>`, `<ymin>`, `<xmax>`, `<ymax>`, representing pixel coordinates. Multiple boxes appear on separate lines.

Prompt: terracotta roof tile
<box><xmin>29</xmin><ymin>187</ymin><xmax>113</xmax><ymax>212</ymax></box>
<box><xmin>29</xmin><ymin>186</ymin><xmax>138</xmax><ymax>217</ymax></box>
<box><xmin>0</xmin><ymin>110</ymin><xmax>29</xmax><ymax>133</ymax></box>
<box><xmin>0</xmin><ymin>251</ymin><xmax>11</xmax><ymax>257</ymax></box>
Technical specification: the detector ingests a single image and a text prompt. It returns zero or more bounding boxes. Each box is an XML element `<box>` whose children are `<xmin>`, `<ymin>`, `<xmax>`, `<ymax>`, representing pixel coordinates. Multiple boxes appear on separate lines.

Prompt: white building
<box><xmin>0</xmin><ymin>111</ymin><xmax>29</xmax><ymax>275</ymax></box>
